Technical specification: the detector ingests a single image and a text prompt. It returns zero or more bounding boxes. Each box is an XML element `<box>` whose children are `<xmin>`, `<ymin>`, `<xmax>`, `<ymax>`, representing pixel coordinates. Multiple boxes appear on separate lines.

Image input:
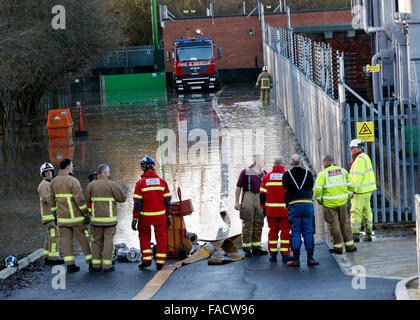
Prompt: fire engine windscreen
<box><xmin>176</xmin><ymin>46</ymin><xmax>212</xmax><ymax>62</ymax></box>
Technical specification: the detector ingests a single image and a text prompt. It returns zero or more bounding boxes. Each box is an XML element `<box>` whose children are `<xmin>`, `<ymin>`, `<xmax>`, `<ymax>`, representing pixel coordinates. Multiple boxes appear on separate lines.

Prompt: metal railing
<box><xmin>264</xmin><ymin>24</ymin><xmax>420</xmax><ymax>223</ymax></box>
<box><xmin>265</xmin><ymin>26</ymin><xmax>340</xmax><ymax>99</ymax></box>
<box><xmin>95</xmin><ymin>46</ymin><xmax>159</xmax><ymax>69</ymax></box>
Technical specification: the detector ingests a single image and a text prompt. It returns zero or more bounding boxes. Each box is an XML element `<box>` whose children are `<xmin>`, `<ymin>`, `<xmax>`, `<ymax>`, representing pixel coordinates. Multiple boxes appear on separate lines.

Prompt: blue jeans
<box><xmin>288</xmin><ymin>203</ymin><xmax>315</xmax><ymax>255</ymax></box>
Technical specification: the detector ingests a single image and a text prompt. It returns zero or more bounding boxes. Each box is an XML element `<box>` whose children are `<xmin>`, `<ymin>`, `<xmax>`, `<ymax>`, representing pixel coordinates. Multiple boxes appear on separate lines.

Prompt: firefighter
<box><xmin>313</xmin><ymin>155</ymin><xmax>357</xmax><ymax>254</ymax></box>
<box><xmin>235</xmin><ymin>154</ymin><xmax>268</xmax><ymax>257</ymax></box>
<box><xmin>255</xmin><ymin>66</ymin><xmax>273</xmax><ymax>102</ymax></box>
<box><xmin>348</xmin><ymin>139</ymin><xmax>377</xmax><ymax>242</ymax></box>
<box><xmin>259</xmin><ymin>157</ymin><xmax>292</xmax><ymax>263</ymax></box>
<box><xmin>38</xmin><ymin>162</ymin><xmax>63</xmax><ymax>266</ymax></box>
<box><xmin>49</xmin><ymin>158</ymin><xmax>92</xmax><ymax>273</ymax></box>
<box><xmin>86</xmin><ymin>164</ymin><xmax>126</xmax><ymax>272</ymax></box>
<box><xmin>282</xmin><ymin>154</ymin><xmax>319</xmax><ymax>267</ymax></box>
<box><xmin>131</xmin><ymin>156</ymin><xmax>172</xmax><ymax>271</ymax></box>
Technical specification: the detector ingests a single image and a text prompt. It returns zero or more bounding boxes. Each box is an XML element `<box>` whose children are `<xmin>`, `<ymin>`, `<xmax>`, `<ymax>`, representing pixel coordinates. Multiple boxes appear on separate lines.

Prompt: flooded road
<box><xmin>0</xmin><ymin>83</ymin><xmax>325</xmax><ymax>259</ymax></box>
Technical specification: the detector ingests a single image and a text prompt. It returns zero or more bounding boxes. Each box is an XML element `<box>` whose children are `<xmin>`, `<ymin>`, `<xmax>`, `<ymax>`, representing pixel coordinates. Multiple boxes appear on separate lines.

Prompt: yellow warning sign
<box><xmin>357</xmin><ymin>121</ymin><xmax>374</xmax><ymax>142</ymax></box>
<box><xmin>366</xmin><ymin>64</ymin><xmax>380</xmax><ymax>73</ymax></box>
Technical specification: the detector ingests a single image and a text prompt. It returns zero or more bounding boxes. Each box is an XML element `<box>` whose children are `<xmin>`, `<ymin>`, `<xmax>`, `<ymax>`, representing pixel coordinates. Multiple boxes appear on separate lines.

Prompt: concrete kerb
<box><xmin>395</xmin><ymin>276</ymin><xmax>418</xmax><ymax>300</ymax></box>
<box><xmin>0</xmin><ymin>248</ymin><xmax>44</xmax><ymax>280</ymax></box>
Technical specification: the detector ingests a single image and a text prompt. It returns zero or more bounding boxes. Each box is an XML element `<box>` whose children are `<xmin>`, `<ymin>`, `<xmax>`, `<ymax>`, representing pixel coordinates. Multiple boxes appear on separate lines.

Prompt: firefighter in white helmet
<box><xmin>348</xmin><ymin>139</ymin><xmax>376</xmax><ymax>242</ymax></box>
<box><xmin>38</xmin><ymin>162</ymin><xmax>63</xmax><ymax>266</ymax></box>
<box><xmin>256</xmin><ymin>66</ymin><xmax>273</xmax><ymax>102</ymax></box>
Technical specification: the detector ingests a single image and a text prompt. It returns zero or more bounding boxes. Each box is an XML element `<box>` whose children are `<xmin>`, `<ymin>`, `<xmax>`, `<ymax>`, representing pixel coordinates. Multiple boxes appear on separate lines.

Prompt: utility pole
<box><xmin>151</xmin><ymin>0</ymin><xmax>159</xmax><ymax>50</ymax></box>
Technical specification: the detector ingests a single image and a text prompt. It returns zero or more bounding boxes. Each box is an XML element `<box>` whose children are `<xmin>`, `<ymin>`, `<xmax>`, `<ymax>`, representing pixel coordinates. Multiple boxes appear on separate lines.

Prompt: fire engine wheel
<box><xmin>179</xmin><ymin>244</ymin><xmax>187</xmax><ymax>259</ymax></box>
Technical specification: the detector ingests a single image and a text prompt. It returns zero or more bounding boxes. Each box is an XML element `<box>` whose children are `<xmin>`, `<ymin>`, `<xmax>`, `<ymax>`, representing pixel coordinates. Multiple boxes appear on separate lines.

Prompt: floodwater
<box><xmin>0</xmin><ymin>83</ymin><xmax>326</xmax><ymax>259</ymax></box>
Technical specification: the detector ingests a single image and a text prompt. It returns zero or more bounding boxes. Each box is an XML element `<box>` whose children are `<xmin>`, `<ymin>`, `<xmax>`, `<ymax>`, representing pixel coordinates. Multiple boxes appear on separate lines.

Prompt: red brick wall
<box><xmin>162</xmin><ymin>10</ymin><xmax>353</xmax><ymax>72</ymax></box>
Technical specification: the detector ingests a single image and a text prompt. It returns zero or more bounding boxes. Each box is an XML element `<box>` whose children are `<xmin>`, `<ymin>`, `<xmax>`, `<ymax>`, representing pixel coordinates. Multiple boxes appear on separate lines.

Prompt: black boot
<box><xmin>103</xmin><ymin>266</ymin><xmax>115</xmax><ymax>272</ymax></box>
<box><xmin>138</xmin><ymin>262</ymin><xmax>152</xmax><ymax>270</ymax></box>
<box><xmin>307</xmin><ymin>251</ymin><xmax>320</xmax><ymax>267</ymax></box>
<box><xmin>281</xmin><ymin>255</ymin><xmax>293</xmax><ymax>263</ymax></box>
<box><xmin>44</xmin><ymin>258</ymin><xmax>50</xmax><ymax>266</ymax></box>
<box><xmin>269</xmin><ymin>255</ymin><xmax>277</xmax><ymax>262</ymax></box>
<box><xmin>243</xmin><ymin>248</ymin><xmax>252</xmax><ymax>258</ymax></box>
<box><xmin>346</xmin><ymin>246</ymin><xmax>357</xmax><ymax>253</ymax></box>
<box><xmin>252</xmin><ymin>248</ymin><xmax>268</xmax><ymax>256</ymax></box>
<box><xmin>287</xmin><ymin>250</ymin><xmax>300</xmax><ymax>267</ymax></box>
<box><xmin>89</xmin><ymin>264</ymin><xmax>103</xmax><ymax>272</ymax></box>
<box><xmin>67</xmin><ymin>264</ymin><xmax>80</xmax><ymax>273</ymax></box>
<box><xmin>50</xmin><ymin>259</ymin><xmax>65</xmax><ymax>265</ymax></box>
<box><xmin>329</xmin><ymin>248</ymin><xmax>343</xmax><ymax>254</ymax></box>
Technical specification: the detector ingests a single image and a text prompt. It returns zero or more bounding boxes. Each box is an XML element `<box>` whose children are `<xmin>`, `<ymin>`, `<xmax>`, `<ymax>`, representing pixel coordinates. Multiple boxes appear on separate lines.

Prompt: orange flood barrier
<box><xmin>46</xmin><ymin>109</ymin><xmax>73</xmax><ymax>138</ymax></box>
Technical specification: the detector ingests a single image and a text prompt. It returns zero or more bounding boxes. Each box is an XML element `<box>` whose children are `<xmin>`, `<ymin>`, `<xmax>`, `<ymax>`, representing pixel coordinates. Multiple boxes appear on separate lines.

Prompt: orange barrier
<box><xmin>46</xmin><ymin>109</ymin><xmax>73</xmax><ymax>138</ymax></box>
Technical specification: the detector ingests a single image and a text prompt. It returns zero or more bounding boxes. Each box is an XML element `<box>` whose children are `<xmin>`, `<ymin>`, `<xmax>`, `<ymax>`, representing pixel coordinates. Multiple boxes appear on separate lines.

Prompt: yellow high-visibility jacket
<box><xmin>313</xmin><ymin>165</ymin><xmax>355</xmax><ymax>208</ymax></box>
<box><xmin>349</xmin><ymin>152</ymin><xmax>376</xmax><ymax>193</ymax></box>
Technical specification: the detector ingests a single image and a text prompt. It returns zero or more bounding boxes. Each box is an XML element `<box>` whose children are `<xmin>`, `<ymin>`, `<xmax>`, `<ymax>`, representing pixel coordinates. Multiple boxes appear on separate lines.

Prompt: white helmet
<box><xmin>40</xmin><ymin>162</ymin><xmax>54</xmax><ymax>177</ymax></box>
<box><xmin>262</xmin><ymin>66</ymin><xmax>267</xmax><ymax>72</ymax></box>
<box><xmin>349</xmin><ymin>139</ymin><xmax>365</xmax><ymax>148</ymax></box>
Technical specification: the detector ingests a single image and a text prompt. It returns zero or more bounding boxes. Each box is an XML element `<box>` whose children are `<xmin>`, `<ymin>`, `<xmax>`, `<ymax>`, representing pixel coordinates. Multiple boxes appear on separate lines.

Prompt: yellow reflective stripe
<box><xmin>280</xmin><ymin>248</ymin><xmax>289</xmax><ymax>251</ymax></box>
<box><xmin>289</xmin><ymin>200</ymin><xmax>313</xmax><ymax>205</ymax></box>
<box><xmin>266</xmin><ymin>182</ymin><xmax>283</xmax><ymax>186</ymax></box>
<box><xmin>143</xmin><ymin>249</ymin><xmax>153</xmax><ymax>254</ymax></box>
<box><xmin>55</xmin><ymin>194</ymin><xmax>75</xmax><ymax>218</ymax></box>
<box><xmin>91</xmin><ymin>197</ymin><xmax>115</xmax><ymax>201</ymax></box>
<box><xmin>333</xmin><ymin>243</ymin><xmax>344</xmax><ymax>248</ymax></box>
<box><xmin>51</xmin><ymin>243</ymin><xmax>57</xmax><ymax>253</ymax></box>
<box><xmin>322</xmin><ymin>194</ymin><xmax>349</xmax><ymax>200</ymax></box>
<box><xmin>345</xmin><ymin>240</ymin><xmax>354</xmax><ymax>246</ymax></box>
<box><xmin>163</xmin><ymin>193</ymin><xmax>171</xmax><ymax>197</ymax></box>
<box><xmin>51</xmin><ymin>206</ymin><xmax>57</xmax><ymax>212</ymax></box>
<box><xmin>265</xmin><ymin>203</ymin><xmax>286</xmax><ymax>207</ymax></box>
<box><xmin>49</xmin><ymin>252</ymin><xmax>60</xmax><ymax>257</ymax></box>
<box><xmin>50</xmin><ymin>228</ymin><xmax>56</xmax><ymax>238</ymax></box>
<box><xmin>270</xmin><ymin>248</ymin><xmax>278</xmax><ymax>252</ymax></box>
<box><xmin>43</xmin><ymin>250</ymin><xmax>49</xmax><ymax>255</ymax></box>
<box><xmin>85</xmin><ymin>254</ymin><xmax>92</xmax><ymax>261</ymax></box>
<box><xmin>133</xmin><ymin>194</ymin><xmax>143</xmax><ymax>199</ymax></box>
<box><xmin>42</xmin><ymin>215</ymin><xmax>55</xmax><ymax>221</ymax></box>
<box><xmin>92</xmin><ymin>259</ymin><xmax>102</xmax><ymax>264</ymax></box>
<box><xmin>57</xmin><ymin>217</ymin><xmax>85</xmax><ymax>224</ymax></box>
<box><xmin>143</xmin><ymin>256</ymin><xmax>153</xmax><ymax>260</ymax></box>
<box><xmin>103</xmin><ymin>259</ymin><xmax>112</xmax><ymax>265</ymax></box>
<box><xmin>156</xmin><ymin>260</ymin><xmax>165</xmax><ymax>264</ymax></box>
<box><xmin>156</xmin><ymin>253</ymin><xmax>166</xmax><ymax>258</ymax></box>
<box><xmin>88</xmin><ymin>208</ymin><xmax>92</xmax><ymax>212</ymax></box>
<box><xmin>56</xmin><ymin>194</ymin><xmax>72</xmax><ymax>197</ymax></box>
<box><xmin>268</xmin><ymin>240</ymin><xmax>278</xmax><ymax>244</ymax></box>
<box><xmin>242</xmin><ymin>243</ymin><xmax>251</xmax><ymax>247</ymax></box>
<box><xmin>79</xmin><ymin>204</ymin><xmax>87</xmax><ymax>210</ymax></box>
<box><xmin>259</xmin><ymin>187</ymin><xmax>267</xmax><ymax>193</ymax></box>
<box><xmin>252</xmin><ymin>242</ymin><xmax>261</xmax><ymax>246</ymax></box>
<box><xmin>313</xmin><ymin>184</ymin><xmax>324</xmax><ymax>189</ymax></box>
<box><xmin>64</xmin><ymin>256</ymin><xmax>75</xmax><ymax>262</ymax></box>
<box><xmin>91</xmin><ymin>217</ymin><xmax>118</xmax><ymax>222</ymax></box>
<box><xmin>142</xmin><ymin>187</ymin><xmax>165</xmax><ymax>192</ymax></box>
<box><xmin>280</xmin><ymin>240</ymin><xmax>289</xmax><ymax>243</ymax></box>
<box><xmin>140</xmin><ymin>210</ymin><xmax>166</xmax><ymax>216</ymax></box>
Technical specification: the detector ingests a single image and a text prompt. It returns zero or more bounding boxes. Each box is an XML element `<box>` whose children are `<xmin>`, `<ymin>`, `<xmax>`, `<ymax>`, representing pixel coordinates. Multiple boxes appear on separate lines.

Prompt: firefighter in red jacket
<box><xmin>131</xmin><ymin>156</ymin><xmax>172</xmax><ymax>270</ymax></box>
<box><xmin>259</xmin><ymin>157</ymin><xmax>293</xmax><ymax>263</ymax></box>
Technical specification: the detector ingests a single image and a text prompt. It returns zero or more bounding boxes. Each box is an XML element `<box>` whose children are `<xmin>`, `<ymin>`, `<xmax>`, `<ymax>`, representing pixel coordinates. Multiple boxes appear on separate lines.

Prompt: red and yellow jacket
<box><xmin>259</xmin><ymin>166</ymin><xmax>288</xmax><ymax>217</ymax></box>
<box><xmin>132</xmin><ymin>170</ymin><xmax>172</xmax><ymax>225</ymax></box>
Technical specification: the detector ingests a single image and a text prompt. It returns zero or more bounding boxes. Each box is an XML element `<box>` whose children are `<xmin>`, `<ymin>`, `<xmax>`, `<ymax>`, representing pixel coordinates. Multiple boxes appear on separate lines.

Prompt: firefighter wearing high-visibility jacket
<box><xmin>131</xmin><ymin>156</ymin><xmax>172</xmax><ymax>271</ymax></box>
<box><xmin>313</xmin><ymin>155</ymin><xmax>357</xmax><ymax>254</ymax></box>
<box><xmin>256</xmin><ymin>66</ymin><xmax>273</xmax><ymax>102</ymax></box>
<box><xmin>259</xmin><ymin>157</ymin><xmax>293</xmax><ymax>263</ymax></box>
<box><xmin>38</xmin><ymin>162</ymin><xmax>64</xmax><ymax>266</ymax></box>
<box><xmin>86</xmin><ymin>164</ymin><xmax>126</xmax><ymax>272</ymax></box>
<box><xmin>49</xmin><ymin>158</ymin><xmax>92</xmax><ymax>273</ymax></box>
<box><xmin>348</xmin><ymin>139</ymin><xmax>377</xmax><ymax>242</ymax></box>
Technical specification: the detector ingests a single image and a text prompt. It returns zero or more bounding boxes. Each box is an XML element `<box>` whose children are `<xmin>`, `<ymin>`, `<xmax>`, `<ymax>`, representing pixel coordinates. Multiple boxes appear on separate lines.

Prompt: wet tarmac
<box><xmin>0</xmin><ymin>83</ymin><xmax>323</xmax><ymax>262</ymax></box>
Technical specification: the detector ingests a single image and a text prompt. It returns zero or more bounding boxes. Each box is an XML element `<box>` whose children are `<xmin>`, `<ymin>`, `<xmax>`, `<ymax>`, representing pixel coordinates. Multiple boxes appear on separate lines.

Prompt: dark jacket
<box><xmin>282</xmin><ymin>167</ymin><xmax>314</xmax><ymax>206</ymax></box>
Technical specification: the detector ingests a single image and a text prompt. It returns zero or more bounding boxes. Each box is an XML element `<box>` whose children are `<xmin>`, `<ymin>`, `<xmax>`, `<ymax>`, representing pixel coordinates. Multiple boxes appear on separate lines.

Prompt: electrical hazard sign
<box><xmin>357</xmin><ymin>121</ymin><xmax>374</xmax><ymax>142</ymax></box>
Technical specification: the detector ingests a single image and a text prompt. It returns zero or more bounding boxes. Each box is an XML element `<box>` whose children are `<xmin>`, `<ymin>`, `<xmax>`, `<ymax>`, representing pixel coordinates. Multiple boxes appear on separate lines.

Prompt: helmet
<box><xmin>40</xmin><ymin>162</ymin><xmax>54</xmax><ymax>177</ymax></box>
<box><xmin>5</xmin><ymin>256</ymin><xmax>18</xmax><ymax>268</ymax></box>
<box><xmin>262</xmin><ymin>66</ymin><xmax>267</xmax><ymax>72</ymax></box>
<box><xmin>140</xmin><ymin>156</ymin><xmax>155</xmax><ymax>170</ymax></box>
<box><xmin>349</xmin><ymin>139</ymin><xmax>365</xmax><ymax>148</ymax></box>
<box><xmin>88</xmin><ymin>170</ymin><xmax>97</xmax><ymax>182</ymax></box>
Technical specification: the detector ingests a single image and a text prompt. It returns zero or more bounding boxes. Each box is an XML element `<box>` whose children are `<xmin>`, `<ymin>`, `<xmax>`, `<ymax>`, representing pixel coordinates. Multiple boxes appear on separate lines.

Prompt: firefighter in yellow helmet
<box><xmin>313</xmin><ymin>155</ymin><xmax>357</xmax><ymax>254</ymax></box>
<box><xmin>348</xmin><ymin>139</ymin><xmax>376</xmax><ymax>242</ymax></box>
<box><xmin>256</xmin><ymin>66</ymin><xmax>273</xmax><ymax>102</ymax></box>
<box><xmin>38</xmin><ymin>162</ymin><xmax>64</xmax><ymax>266</ymax></box>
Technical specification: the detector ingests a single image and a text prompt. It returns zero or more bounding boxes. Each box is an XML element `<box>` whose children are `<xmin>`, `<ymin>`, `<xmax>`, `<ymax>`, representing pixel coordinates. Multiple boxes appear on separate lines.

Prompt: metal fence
<box><xmin>95</xmin><ymin>46</ymin><xmax>157</xmax><ymax>69</ymax></box>
<box><xmin>265</xmin><ymin>25</ymin><xmax>340</xmax><ymax>100</ymax></box>
<box><xmin>264</xmin><ymin>25</ymin><xmax>420</xmax><ymax>223</ymax></box>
